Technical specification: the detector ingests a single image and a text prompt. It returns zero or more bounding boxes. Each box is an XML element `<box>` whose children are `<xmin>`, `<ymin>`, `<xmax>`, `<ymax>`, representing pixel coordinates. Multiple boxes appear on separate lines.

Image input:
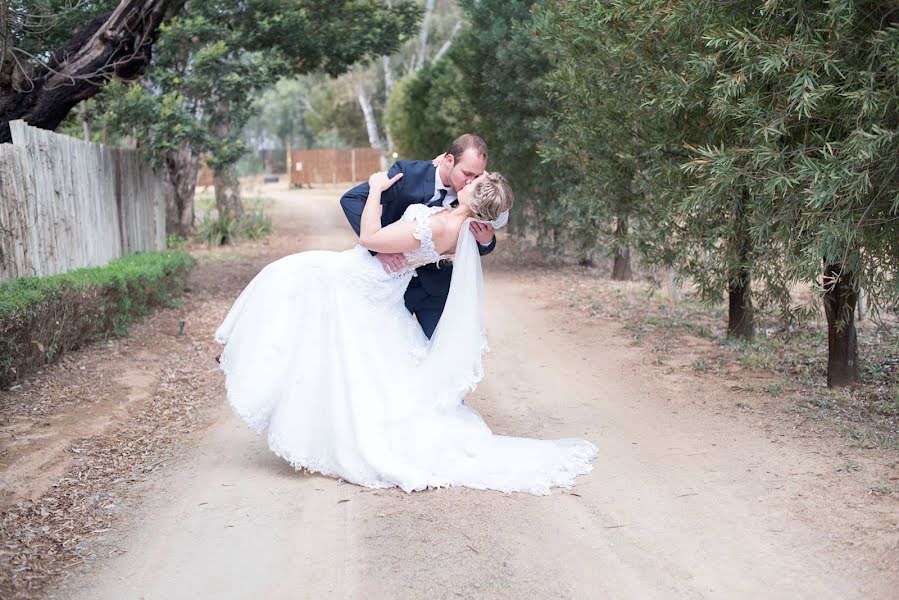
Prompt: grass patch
<box><xmin>195</xmin><ymin>197</ymin><xmax>272</xmax><ymax>246</ymax></box>
<box><xmin>0</xmin><ymin>251</ymin><xmax>196</xmax><ymax>388</ymax></box>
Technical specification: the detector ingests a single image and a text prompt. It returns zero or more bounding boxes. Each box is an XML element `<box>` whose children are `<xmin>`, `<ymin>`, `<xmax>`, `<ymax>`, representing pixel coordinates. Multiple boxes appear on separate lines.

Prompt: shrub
<box><xmin>0</xmin><ymin>251</ymin><xmax>196</xmax><ymax>388</ymax></box>
<box><xmin>196</xmin><ymin>207</ymin><xmax>272</xmax><ymax>246</ymax></box>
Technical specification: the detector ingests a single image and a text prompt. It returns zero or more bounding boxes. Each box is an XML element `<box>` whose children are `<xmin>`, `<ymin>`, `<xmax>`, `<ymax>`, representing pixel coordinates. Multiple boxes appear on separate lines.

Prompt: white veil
<box><xmin>414</xmin><ymin>220</ymin><xmax>489</xmax><ymax>412</ymax></box>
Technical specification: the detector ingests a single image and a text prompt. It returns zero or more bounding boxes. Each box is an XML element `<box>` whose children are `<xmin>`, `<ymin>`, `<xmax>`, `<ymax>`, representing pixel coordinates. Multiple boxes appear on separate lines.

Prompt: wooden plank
<box><xmin>1</xmin><ymin>121</ymin><xmax>166</xmax><ymax>281</ymax></box>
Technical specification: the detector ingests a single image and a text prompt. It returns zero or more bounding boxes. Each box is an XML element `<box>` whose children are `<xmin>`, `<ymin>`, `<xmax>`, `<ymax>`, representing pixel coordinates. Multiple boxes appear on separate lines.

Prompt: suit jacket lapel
<box><xmin>420</xmin><ymin>164</ymin><xmax>436</xmax><ymax>203</ymax></box>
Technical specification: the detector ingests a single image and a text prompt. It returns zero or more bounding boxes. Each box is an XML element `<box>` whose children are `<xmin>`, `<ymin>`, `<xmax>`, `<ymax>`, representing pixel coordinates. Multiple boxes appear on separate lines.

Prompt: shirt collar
<box><xmin>434</xmin><ymin>169</ymin><xmax>456</xmax><ymax>201</ymax></box>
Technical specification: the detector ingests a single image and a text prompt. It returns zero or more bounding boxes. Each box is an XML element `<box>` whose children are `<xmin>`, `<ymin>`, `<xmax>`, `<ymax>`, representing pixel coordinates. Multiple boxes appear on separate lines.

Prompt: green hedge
<box><xmin>0</xmin><ymin>251</ymin><xmax>196</xmax><ymax>389</ymax></box>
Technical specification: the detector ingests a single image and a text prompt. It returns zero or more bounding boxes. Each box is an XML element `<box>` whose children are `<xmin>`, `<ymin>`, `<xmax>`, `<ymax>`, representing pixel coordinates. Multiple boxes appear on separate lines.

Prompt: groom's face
<box><xmin>446</xmin><ymin>148</ymin><xmax>487</xmax><ymax>193</ymax></box>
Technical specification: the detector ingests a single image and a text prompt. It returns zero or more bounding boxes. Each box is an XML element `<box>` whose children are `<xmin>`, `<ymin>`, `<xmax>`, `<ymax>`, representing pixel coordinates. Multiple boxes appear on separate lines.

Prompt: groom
<box><xmin>340</xmin><ymin>134</ymin><xmax>497</xmax><ymax>338</ymax></box>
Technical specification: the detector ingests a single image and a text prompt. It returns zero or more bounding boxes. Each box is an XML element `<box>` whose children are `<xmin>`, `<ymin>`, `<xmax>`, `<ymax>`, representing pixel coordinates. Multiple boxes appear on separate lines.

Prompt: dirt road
<box><xmin>23</xmin><ymin>185</ymin><xmax>896</xmax><ymax>598</ymax></box>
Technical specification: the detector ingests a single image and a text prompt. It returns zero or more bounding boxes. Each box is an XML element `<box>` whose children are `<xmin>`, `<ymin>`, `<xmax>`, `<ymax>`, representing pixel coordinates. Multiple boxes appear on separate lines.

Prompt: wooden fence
<box><xmin>289</xmin><ymin>148</ymin><xmax>385</xmax><ymax>186</ymax></box>
<box><xmin>0</xmin><ymin>121</ymin><xmax>165</xmax><ymax>282</ymax></box>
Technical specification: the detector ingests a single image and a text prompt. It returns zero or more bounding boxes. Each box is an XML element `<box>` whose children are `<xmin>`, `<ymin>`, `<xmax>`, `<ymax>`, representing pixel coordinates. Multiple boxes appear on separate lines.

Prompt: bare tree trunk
<box><xmin>213</xmin><ymin>167</ymin><xmax>243</xmax><ymax>223</ymax></box>
<box><xmin>611</xmin><ymin>216</ymin><xmax>632</xmax><ymax>281</ymax></box>
<box><xmin>823</xmin><ymin>262</ymin><xmax>860</xmax><ymax>387</ymax></box>
<box><xmin>0</xmin><ymin>0</ymin><xmax>185</xmax><ymax>142</ymax></box>
<box><xmin>357</xmin><ymin>86</ymin><xmax>383</xmax><ymax>150</ymax></box>
<box><xmin>414</xmin><ymin>0</ymin><xmax>437</xmax><ymax>71</ymax></box>
<box><xmin>666</xmin><ymin>266</ymin><xmax>680</xmax><ymax>306</ymax></box>
<box><xmin>163</xmin><ymin>142</ymin><xmax>198</xmax><ymax>237</ymax></box>
<box><xmin>383</xmin><ymin>55</ymin><xmax>394</xmax><ymax>98</ymax></box>
<box><xmin>208</xmin><ymin>99</ymin><xmax>244</xmax><ymax>221</ymax></box>
<box><xmin>433</xmin><ymin>22</ymin><xmax>463</xmax><ymax>63</ymax></box>
<box><xmin>79</xmin><ymin>102</ymin><xmax>91</xmax><ymax>141</ymax></box>
<box><xmin>857</xmin><ymin>287</ymin><xmax>866</xmax><ymax>321</ymax></box>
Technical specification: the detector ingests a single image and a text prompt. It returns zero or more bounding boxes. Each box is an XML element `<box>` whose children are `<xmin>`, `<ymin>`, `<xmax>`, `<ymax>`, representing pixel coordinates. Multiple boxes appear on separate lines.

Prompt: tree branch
<box><xmin>0</xmin><ymin>0</ymin><xmax>185</xmax><ymax>143</ymax></box>
<box><xmin>433</xmin><ymin>21</ymin><xmax>462</xmax><ymax>64</ymax></box>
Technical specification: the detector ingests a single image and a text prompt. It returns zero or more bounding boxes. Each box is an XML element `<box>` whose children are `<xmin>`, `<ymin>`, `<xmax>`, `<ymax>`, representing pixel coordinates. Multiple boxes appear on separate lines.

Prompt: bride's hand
<box><xmin>369</xmin><ymin>171</ymin><xmax>403</xmax><ymax>192</ymax></box>
<box><xmin>431</xmin><ymin>152</ymin><xmax>446</xmax><ymax>167</ymax></box>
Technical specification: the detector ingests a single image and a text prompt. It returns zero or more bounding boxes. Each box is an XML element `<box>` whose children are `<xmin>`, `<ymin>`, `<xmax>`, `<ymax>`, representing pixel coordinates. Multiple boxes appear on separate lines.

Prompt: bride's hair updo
<box><xmin>470</xmin><ymin>172</ymin><xmax>513</xmax><ymax>223</ymax></box>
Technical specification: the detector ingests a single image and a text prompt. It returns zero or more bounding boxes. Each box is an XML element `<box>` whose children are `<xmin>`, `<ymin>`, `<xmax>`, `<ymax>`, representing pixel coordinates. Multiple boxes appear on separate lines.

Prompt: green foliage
<box><xmin>102</xmin><ymin>0</ymin><xmax>421</xmax><ymax>189</ymax></box>
<box><xmin>196</xmin><ymin>207</ymin><xmax>272</xmax><ymax>246</ymax></box>
<box><xmin>198</xmin><ymin>214</ymin><xmax>241</xmax><ymax>246</ymax></box>
<box><xmin>3</xmin><ymin>1</ymin><xmax>120</xmax><ymax>64</ymax></box>
<box><xmin>386</xmin><ymin>0</ymin><xmax>571</xmax><ymax>237</ymax></box>
<box><xmin>531</xmin><ymin>0</ymin><xmax>899</xmax><ymax>319</ymax></box>
<box><xmin>166</xmin><ymin>233</ymin><xmax>189</xmax><ymax>249</ymax></box>
<box><xmin>0</xmin><ymin>251</ymin><xmax>196</xmax><ymax>388</ymax></box>
<box><xmin>385</xmin><ymin>58</ymin><xmax>470</xmax><ymax>159</ymax></box>
<box><xmin>451</xmin><ymin>0</ymin><xmax>571</xmax><ymax>237</ymax></box>
<box><xmin>244</xmin><ymin>75</ymin><xmax>370</xmax><ymax>156</ymax></box>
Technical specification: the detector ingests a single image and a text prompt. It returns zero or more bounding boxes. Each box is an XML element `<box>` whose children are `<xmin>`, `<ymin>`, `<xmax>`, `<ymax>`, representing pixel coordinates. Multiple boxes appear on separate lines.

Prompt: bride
<box><xmin>215</xmin><ymin>169</ymin><xmax>597</xmax><ymax>494</ymax></box>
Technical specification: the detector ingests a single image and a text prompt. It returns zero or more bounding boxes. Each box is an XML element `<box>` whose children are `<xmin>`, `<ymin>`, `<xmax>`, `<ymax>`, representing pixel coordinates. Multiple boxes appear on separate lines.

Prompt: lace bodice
<box><xmin>341</xmin><ymin>203</ymin><xmax>452</xmax><ymax>306</ymax></box>
<box><xmin>399</xmin><ymin>203</ymin><xmax>452</xmax><ymax>269</ymax></box>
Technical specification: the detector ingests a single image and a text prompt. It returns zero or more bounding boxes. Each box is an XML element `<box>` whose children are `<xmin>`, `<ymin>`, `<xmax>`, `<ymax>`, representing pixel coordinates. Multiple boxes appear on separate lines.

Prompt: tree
<box><xmin>563</xmin><ymin>0</ymin><xmax>899</xmax><ymax>385</ymax></box>
<box><xmin>452</xmin><ymin>0</ymin><xmax>566</xmax><ymax>240</ymax></box>
<box><xmin>0</xmin><ymin>0</ymin><xmax>185</xmax><ymax>142</ymax></box>
<box><xmin>688</xmin><ymin>1</ymin><xmax>899</xmax><ymax>385</ymax></box>
<box><xmin>105</xmin><ymin>0</ymin><xmax>420</xmax><ymax>232</ymax></box>
<box><xmin>387</xmin><ymin>1</ymin><xmax>570</xmax><ymax>242</ymax></box>
<box><xmin>384</xmin><ymin>57</ymin><xmax>469</xmax><ymax>159</ymax></box>
<box><xmin>356</xmin><ymin>0</ymin><xmax>463</xmax><ymax>152</ymax></box>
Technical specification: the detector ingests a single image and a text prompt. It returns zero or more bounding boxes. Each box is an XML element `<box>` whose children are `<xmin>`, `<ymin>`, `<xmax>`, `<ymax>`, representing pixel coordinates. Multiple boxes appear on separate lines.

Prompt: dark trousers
<box><xmin>404</xmin><ymin>278</ymin><xmax>446</xmax><ymax>339</ymax></box>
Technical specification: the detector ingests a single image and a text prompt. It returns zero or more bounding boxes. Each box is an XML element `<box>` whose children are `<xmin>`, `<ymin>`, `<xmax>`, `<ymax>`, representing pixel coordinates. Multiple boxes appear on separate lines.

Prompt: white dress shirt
<box><xmin>431</xmin><ymin>172</ymin><xmax>457</xmax><ymax>207</ymax></box>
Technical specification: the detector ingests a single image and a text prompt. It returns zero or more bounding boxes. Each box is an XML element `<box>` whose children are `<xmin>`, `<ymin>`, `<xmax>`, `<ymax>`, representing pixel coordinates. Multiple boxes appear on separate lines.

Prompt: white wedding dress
<box><xmin>215</xmin><ymin>204</ymin><xmax>597</xmax><ymax>494</ymax></box>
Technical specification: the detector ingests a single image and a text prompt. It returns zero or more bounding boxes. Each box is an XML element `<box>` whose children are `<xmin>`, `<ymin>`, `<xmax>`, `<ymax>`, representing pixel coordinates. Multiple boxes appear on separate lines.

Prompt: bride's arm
<box><xmin>360</xmin><ymin>171</ymin><xmax>444</xmax><ymax>253</ymax></box>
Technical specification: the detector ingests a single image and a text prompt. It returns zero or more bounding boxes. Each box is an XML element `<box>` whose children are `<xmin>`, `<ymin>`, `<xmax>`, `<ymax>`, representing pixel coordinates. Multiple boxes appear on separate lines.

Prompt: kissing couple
<box><xmin>215</xmin><ymin>134</ymin><xmax>597</xmax><ymax>494</ymax></box>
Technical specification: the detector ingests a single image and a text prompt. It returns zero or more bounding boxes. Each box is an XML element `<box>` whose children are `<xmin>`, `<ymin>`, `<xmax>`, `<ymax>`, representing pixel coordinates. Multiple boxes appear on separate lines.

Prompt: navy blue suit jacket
<box><xmin>339</xmin><ymin>160</ymin><xmax>496</xmax><ymax>298</ymax></box>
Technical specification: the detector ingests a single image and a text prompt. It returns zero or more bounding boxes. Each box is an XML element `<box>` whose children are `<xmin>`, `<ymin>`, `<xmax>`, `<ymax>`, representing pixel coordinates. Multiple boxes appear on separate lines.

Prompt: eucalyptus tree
<box><xmin>104</xmin><ymin>0</ymin><xmax>420</xmax><ymax>232</ymax></box>
<box><xmin>356</xmin><ymin>0</ymin><xmax>463</xmax><ymax>152</ymax></box>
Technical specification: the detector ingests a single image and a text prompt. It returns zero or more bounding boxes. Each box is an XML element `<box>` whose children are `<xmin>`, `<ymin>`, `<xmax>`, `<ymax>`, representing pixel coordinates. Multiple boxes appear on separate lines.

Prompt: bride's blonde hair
<box><xmin>470</xmin><ymin>172</ymin><xmax>513</xmax><ymax>223</ymax></box>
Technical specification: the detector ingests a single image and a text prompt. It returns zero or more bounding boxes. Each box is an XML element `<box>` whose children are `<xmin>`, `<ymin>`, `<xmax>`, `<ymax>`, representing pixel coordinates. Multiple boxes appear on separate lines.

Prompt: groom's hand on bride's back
<box><xmin>376</xmin><ymin>252</ymin><xmax>408</xmax><ymax>273</ymax></box>
<box><xmin>470</xmin><ymin>221</ymin><xmax>495</xmax><ymax>246</ymax></box>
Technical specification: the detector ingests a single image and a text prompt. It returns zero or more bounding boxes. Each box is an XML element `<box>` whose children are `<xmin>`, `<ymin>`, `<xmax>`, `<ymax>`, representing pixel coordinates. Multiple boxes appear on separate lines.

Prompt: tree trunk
<box><xmin>823</xmin><ymin>262</ymin><xmax>860</xmax><ymax>388</ymax></box>
<box><xmin>213</xmin><ymin>167</ymin><xmax>243</xmax><ymax>222</ymax></box>
<box><xmin>666</xmin><ymin>266</ymin><xmax>680</xmax><ymax>306</ymax></box>
<box><xmin>433</xmin><ymin>22</ymin><xmax>463</xmax><ymax>63</ymax></box>
<box><xmin>857</xmin><ymin>287</ymin><xmax>866</xmax><ymax>321</ymax></box>
<box><xmin>0</xmin><ymin>0</ymin><xmax>185</xmax><ymax>142</ymax></box>
<box><xmin>727</xmin><ymin>269</ymin><xmax>753</xmax><ymax>339</ymax></box>
<box><xmin>285</xmin><ymin>141</ymin><xmax>292</xmax><ymax>178</ymax></box>
<box><xmin>383</xmin><ymin>55</ymin><xmax>394</xmax><ymax>98</ymax></box>
<box><xmin>611</xmin><ymin>216</ymin><xmax>632</xmax><ymax>281</ymax></box>
<box><xmin>357</xmin><ymin>86</ymin><xmax>383</xmax><ymax>150</ymax></box>
<box><xmin>727</xmin><ymin>192</ymin><xmax>754</xmax><ymax>340</ymax></box>
<box><xmin>414</xmin><ymin>0</ymin><xmax>437</xmax><ymax>71</ymax></box>
<box><xmin>80</xmin><ymin>103</ymin><xmax>91</xmax><ymax>141</ymax></box>
<box><xmin>163</xmin><ymin>143</ymin><xmax>198</xmax><ymax>237</ymax></box>
<box><xmin>0</xmin><ymin>2</ymin><xmax>10</xmax><ymax>90</ymax></box>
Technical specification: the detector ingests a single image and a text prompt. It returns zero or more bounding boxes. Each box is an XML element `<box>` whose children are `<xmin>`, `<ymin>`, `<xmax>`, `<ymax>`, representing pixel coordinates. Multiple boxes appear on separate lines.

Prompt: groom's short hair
<box><xmin>447</xmin><ymin>134</ymin><xmax>488</xmax><ymax>162</ymax></box>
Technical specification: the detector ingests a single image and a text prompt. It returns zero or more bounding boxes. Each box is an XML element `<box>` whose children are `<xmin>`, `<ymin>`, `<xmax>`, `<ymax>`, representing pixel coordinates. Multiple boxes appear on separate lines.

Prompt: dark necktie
<box><xmin>428</xmin><ymin>188</ymin><xmax>448</xmax><ymax>207</ymax></box>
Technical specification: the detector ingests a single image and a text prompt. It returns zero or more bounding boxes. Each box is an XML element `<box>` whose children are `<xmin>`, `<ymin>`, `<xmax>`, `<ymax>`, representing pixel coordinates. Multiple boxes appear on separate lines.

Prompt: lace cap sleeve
<box><xmin>410</xmin><ymin>206</ymin><xmax>436</xmax><ymax>254</ymax></box>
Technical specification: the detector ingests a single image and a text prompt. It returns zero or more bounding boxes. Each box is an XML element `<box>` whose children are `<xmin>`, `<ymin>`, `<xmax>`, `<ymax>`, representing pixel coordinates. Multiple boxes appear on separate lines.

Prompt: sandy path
<box><xmin>47</xmin><ymin>186</ymin><xmax>895</xmax><ymax>599</ymax></box>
